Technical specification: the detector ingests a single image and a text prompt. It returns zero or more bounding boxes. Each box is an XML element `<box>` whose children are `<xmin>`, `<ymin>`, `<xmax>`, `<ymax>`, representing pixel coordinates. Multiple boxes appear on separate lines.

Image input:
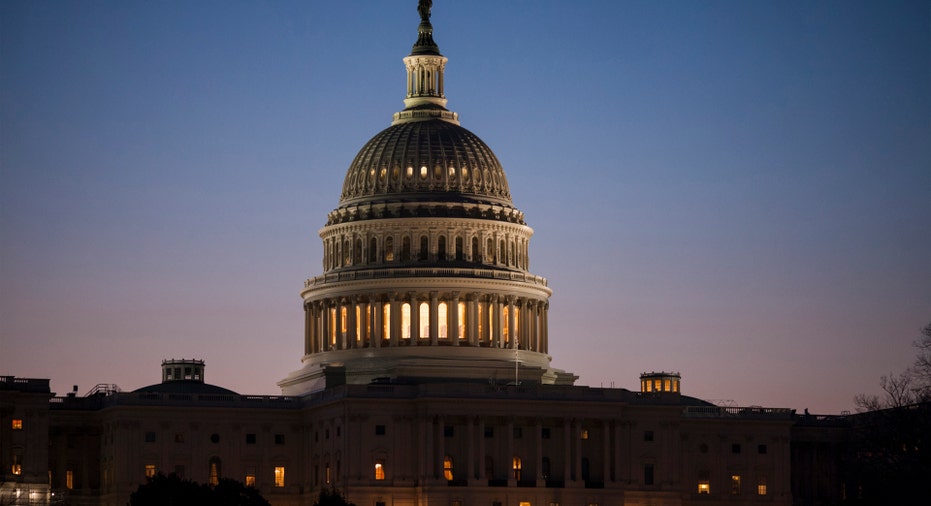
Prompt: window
<box><xmin>375</xmin><ymin>424</ymin><xmax>386</xmax><ymax>435</ymax></box>
<box><xmin>274</xmin><ymin>434</ymin><xmax>285</xmax><ymax>445</ymax></box>
<box><xmin>210</xmin><ymin>433</ymin><xmax>220</xmax><ymax>444</ymax></box>
<box><xmin>484</xmin><ymin>427</ymin><xmax>494</xmax><ymax>438</ymax></box>
<box><xmin>444</xmin><ymin>425</ymin><xmax>454</xmax><ymax>437</ymax></box>
<box><xmin>144</xmin><ymin>431</ymin><xmax>156</xmax><ymax>443</ymax></box>
<box><xmin>246</xmin><ymin>433</ymin><xmax>256</xmax><ymax>444</ymax></box>
<box><xmin>731</xmin><ymin>443</ymin><xmax>741</xmax><ymax>454</ymax></box>
<box><xmin>485</xmin><ymin>456</ymin><xmax>494</xmax><ymax>479</ymax></box>
<box><xmin>512</xmin><ymin>456</ymin><xmax>522</xmax><ymax>481</ymax></box>
<box><xmin>208</xmin><ymin>458</ymin><xmax>221</xmax><ymax>486</ymax></box>
<box><xmin>758</xmin><ymin>444</ymin><xmax>768</xmax><ymax>454</ymax></box>
<box><xmin>443</xmin><ymin>456</ymin><xmax>454</xmax><ymax>481</ymax></box>
<box><xmin>11</xmin><ymin>419</ymin><xmax>22</xmax><ymax>430</ymax></box>
<box><xmin>698</xmin><ymin>481</ymin><xmax>710</xmax><ymax>494</ymax></box>
<box><xmin>519</xmin><ymin>503</ymin><xmax>531</xmax><ymax>506</ymax></box>
<box><xmin>580</xmin><ymin>429</ymin><xmax>589</xmax><ymax>440</ymax></box>
<box><xmin>174</xmin><ymin>465</ymin><xmax>185</xmax><ymax>478</ymax></box>
<box><xmin>644</xmin><ymin>464</ymin><xmax>654</xmax><ymax>485</ymax></box>
<box><xmin>66</xmin><ymin>470</ymin><xmax>74</xmax><ymax>490</ymax></box>
<box><xmin>274</xmin><ymin>466</ymin><xmax>285</xmax><ymax>487</ymax></box>
<box><xmin>513</xmin><ymin>427</ymin><xmax>523</xmax><ymax>439</ymax></box>
<box><xmin>731</xmin><ymin>474</ymin><xmax>741</xmax><ymax>495</ymax></box>
<box><xmin>174</xmin><ymin>433</ymin><xmax>184</xmax><ymax>443</ymax></box>
<box><xmin>325</xmin><ymin>464</ymin><xmax>331</xmax><ymax>484</ymax></box>
<box><xmin>245</xmin><ymin>467</ymin><xmax>256</xmax><ymax>487</ymax></box>
<box><xmin>11</xmin><ymin>454</ymin><xmax>22</xmax><ymax>475</ymax></box>
<box><xmin>375</xmin><ymin>459</ymin><xmax>385</xmax><ymax>480</ymax></box>
<box><xmin>757</xmin><ymin>476</ymin><xmax>767</xmax><ymax>495</ymax></box>
<box><xmin>541</xmin><ymin>427</ymin><xmax>550</xmax><ymax>439</ymax></box>
<box><xmin>542</xmin><ymin>457</ymin><xmax>551</xmax><ymax>479</ymax></box>
<box><xmin>145</xmin><ymin>464</ymin><xmax>156</xmax><ymax>479</ymax></box>
<box><xmin>644</xmin><ymin>430</ymin><xmax>654</xmax><ymax>442</ymax></box>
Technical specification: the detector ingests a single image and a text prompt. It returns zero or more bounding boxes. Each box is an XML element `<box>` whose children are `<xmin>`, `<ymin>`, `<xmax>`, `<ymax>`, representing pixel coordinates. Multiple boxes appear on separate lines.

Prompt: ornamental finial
<box><xmin>418</xmin><ymin>0</ymin><xmax>432</xmax><ymax>22</ymax></box>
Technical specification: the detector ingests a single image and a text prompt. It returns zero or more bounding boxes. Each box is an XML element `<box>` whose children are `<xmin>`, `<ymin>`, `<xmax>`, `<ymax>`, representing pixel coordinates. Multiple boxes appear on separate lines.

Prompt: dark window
<box><xmin>444</xmin><ymin>426</ymin><xmax>454</xmax><ymax>437</ymax></box>
<box><xmin>274</xmin><ymin>434</ymin><xmax>285</xmax><ymax>445</ymax></box>
<box><xmin>375</xmin><ymin>425</ymin><xmax>386</xmax><ymax>435</ymax></box>
<box><xmin>210</xmin><ymin>433</ymin><xmax>220</xmax><ymax>444</ymax></box>
<box><xmin>144</xmin><ymin>432</ymin><xmax>156</xmax><ymax>443</ymax></box>
<box><xmin>758</xmin><ymin>444</ymin><xmax>768</xmax><ymax>454</ymax></box>
<box><xmin>513</xmin><ymin>427</ymin><xmax>523</xmax><ymax>439</ymax></box>
<box><xmin>376</xmin><ymin>502</ymin><xmax>386</xmax><ymax>506</ymax></box>
<box><xmin>484</xmin><ymin>427</ymin><xmax>494</xmax><ymax>438</ymax></box>
<box><xmin>541</xmin><ymin>428</ymin><xmax>551</xmax><ymax>439</ymax></box>
<box><xmin>699</xmin><ymin>443</ymin><xmax>709</xmax><ymax>453</ymax></box>
<box><xmin>644</xmin><ymin>430</ymin><xmax>654</xmax><ymax>442</ymax></box>
<box><xmin>246</xmin><ymin>433</ymin><xmax>256</xmax><ymax>444</ymax></box>
<box><xmin>325</xmin><ymin>429</ymin><xmax>330</xmax><ymax>439</ymax></box>
<box><xmin>732</xmin><ymin>443</ymin><xmax>741</xmax><ymax>454</ymax></box>
<box><xmin>315</xmin><ymin>431</ymin><xmax>319</xmax><ymax>442</ymax></box>
<box><xmin>336</xmin><ymin>427</ymin><xmax>341</xmax><ymax>437</ymax></box>
<box><xmin>174</xmin><ymin>433</ymin><xmax>184</xmax><ymax>443</ymax></box>
<box><xmin>644</xmin><ymin>464</ymin><xmax>654</xmax><ymax>485</ymax></box>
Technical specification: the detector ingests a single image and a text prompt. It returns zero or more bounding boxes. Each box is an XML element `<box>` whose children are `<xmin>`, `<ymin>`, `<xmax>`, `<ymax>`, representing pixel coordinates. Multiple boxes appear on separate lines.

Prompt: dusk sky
<box><xmin>2</xmin><ymin>1</ymin><xmax>928</xmax><ymax>414</ymax></box>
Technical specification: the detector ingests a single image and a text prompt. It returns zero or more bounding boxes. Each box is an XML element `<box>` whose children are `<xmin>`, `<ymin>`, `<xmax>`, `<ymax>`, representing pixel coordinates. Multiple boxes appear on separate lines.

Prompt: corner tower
<box><xmin>279</xmin><ymin>2</ymin><xmax>576</xmax><ymax>395</ymax></box>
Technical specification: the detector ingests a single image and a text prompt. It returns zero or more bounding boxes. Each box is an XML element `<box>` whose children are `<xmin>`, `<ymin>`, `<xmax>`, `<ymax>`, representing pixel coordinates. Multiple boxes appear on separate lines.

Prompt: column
<box><xmin>409</xmin><ymin>292</ymin><xmax>420</xmax><ymax>343</ymax></box>
<box><xmin>347</xmin><ymin>297</ymin><xmax>358</xmax><ymax>348</ymax></box>
<box><xmin>507</xmin><ymin>296</ymin><xmax>517</xmax><ymax>349</ymax></box>
<box><xmin>493</xmin><ymin>296</ymin><xmax>504</xmax><ymax>348</ymax></box>
<box><xmin>563</xmin><ymin>420</ymin><xmax>572</xmax><ymax>484</ymax></box>
<box><xmin>450</xmin><ymin>292</ymin><xmax>460</xmax><ymax>345</ymax></box>
<box><xmin>506</xmin><ymin>418</ymin><xmax>515</xmax><ymax>485</ymax></box>
<box><xmin>390</xmin><ymin>293</ymin><xmax>401</xmax><ymax>347</ymax></box>
<box><xmin>321</xmin><ymin>301</ymin><xmax>331</xmax><ymax>351</ymax></box>
<box><xmin>436</xmin><ymin>416</ymin><xmax>445</xmax><ymax>481</ymax></box>
<box><xmin>429</xmin><ymin>291</ymin><xmax>439</xmax><ymax>345</ymax></box>
<box><xmin>535</xmin><ymin>418</ymin><xmax>545</xmax><ymax>486</ymax></box>
<box><xmin>304</xmin><ymin>304</ymin><xmax>311</xmax><ymax>355</ymax></box>
<box><xmin>372</xmin><ymin>294</ymin><xmax>382</xmax><ymax>348</ymax></box>
<box><xmin>358</xmin><ymin>297</ymin><xmax>369</xmax><ymax>348</ymax></box>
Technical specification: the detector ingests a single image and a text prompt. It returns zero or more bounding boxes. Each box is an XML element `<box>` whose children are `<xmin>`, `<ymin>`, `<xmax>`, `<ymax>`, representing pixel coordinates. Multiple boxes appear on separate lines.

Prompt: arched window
<box><xmin>512</xmin><ymin>456</ymin><xmax>522</xmax><ymax>481</ymax></box>
<box><xmin>471</xmin><ymin>237</ymin><xmax>479</xmax><ymax>262</ymax></box>
<box><xmin>510</xmin><ymin>241</ymin><xmax>515</xmax><ymax>267</ymax></box>
<box><xmin>458</xmin><ymin>302</ymin><xmax>466</xmax><ymax>341</ymax></box>
<box><xmin>354</xmin><ymin>238</ymin><xmax>362</xmax><ymax>265</ymax></box>
<box><xmin>382</xmin><ymin>303</ymin><xmax>391</xmax><ymax>342</ymax></box>
<box><xmin>502</xmin><ymin>306</ymin><xmax>509</xmax><ymax>345</ymax></box>
<box><xmin>443</xmin><ymin>456</ymin><xmax>454</xmax><ymax>481</ymax></box>
<box><xmin>438</xmin><ymin>302</ymin><xmax>448</xmax><ymax>338</ymax></box>
<box><xmin>208</xmin><ymin>457</ymin><xmax>221</xmax><ymax>486</ymax></box>
<box><xmin>499</xmin><ymin>240</ymin><xmax>506</xmax><ymax>264</ymax></box>
<box><xmin>369</xmin><ymin>237</ymin><xmax>377</xmax><ymax>263</ymax></box>
<box><xmin>344</xmin><ymin>239</ymin><xmax>351</xmax><ymax>266</ymax></box>
<box><xmin>401</xmin><ymin>236</ymin><xmax>411</xmax><ymax>262</ymax></box>
<box><xmin>419</xmin><ymin>236</ymin><xmax>429</xmax><ymax>261</ymax></box>
<box><xmin>384</xmin><ymin>236</ymin><xmax>394</xmax><ymax>262</ymax></box>
<box><xmin>487</xmin><ymin>238</ymin><xmax>494</xmax><ymax>263</ymax></box>
<box><xmin>374</xmin><ymin>459</ymin><xmax>385</xmax><ymax>480</ymax></box>
<box><xmin>437</xmin><ymin>235</ymin><xmax>447</xmax><ymax>261</ymax></box>
<box><xmin>455</xmin><ymin>236</ymin><xmax>464</xmax><ymax>260</ymax></box>
<box><xmin>419</xmin><ymin>302</ymin><xmax>430</xmax><ymax>338</ymax></box>
<box><xmin>401</xmin><ymin>303</ymin><xmax>411</xmax><ymax>340</ymax></box>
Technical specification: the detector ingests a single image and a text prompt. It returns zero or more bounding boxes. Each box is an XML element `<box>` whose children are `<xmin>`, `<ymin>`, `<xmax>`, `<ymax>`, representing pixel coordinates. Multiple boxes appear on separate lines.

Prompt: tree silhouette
<box><xmin>129</xmin><ymin>474</ymin><xmax>270</xmax><ymax>506</ymax></box>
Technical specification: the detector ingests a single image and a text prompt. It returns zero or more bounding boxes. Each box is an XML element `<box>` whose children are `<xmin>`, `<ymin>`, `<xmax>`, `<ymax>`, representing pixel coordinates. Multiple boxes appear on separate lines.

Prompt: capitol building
<box><xmin>2</xmin><ymin>3</ymin><xmax>850</xmax><ymax>506</ymax></box>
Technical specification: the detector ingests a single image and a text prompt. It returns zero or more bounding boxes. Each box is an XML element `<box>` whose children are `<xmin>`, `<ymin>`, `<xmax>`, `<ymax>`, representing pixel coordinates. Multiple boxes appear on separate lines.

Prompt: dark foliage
<box><xmin>129</xmin><ymin>474</ymin><xmax>270</xmax><ymax>506</ymax></box>
<box><xmin>313</xmin><ymin>488</ymin><xmax>356</xmax><ymax>506</ymax></box>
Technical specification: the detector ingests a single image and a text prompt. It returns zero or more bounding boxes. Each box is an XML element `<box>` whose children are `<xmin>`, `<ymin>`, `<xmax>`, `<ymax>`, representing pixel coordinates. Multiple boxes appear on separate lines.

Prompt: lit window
<box><xmin>757</xmin><ymin>476</ymin><xmax>767</xmax><ymax>495</ymax></box>
<box><xmin>375</xmin><ymin>460</ymin><xmax>385</xmax><ymax>480</ymax></box>
<box><xmin>698</xmin><ymin>481</ymin><xmax>710</xmax><ymax>494</ymax></box>
<box><xmin>731</xmin><ymin>475</ymin><xmax>741</xmax><ymax>495</ymax></box>
<box><xmin>580</xmin><ymin>429</ymin><xmax>589</xmax><ymax>440</ymax></box>
<box><xmin>145</xmin><ymin>464</ymin><xmax>156</xmax><ymax>478</ymax></box>
<box><xmin>325</xmin><ymin>464</ymin><xmax>331</xmax><ymax>484</ymax></box>
<box><xmin>512</xmin><ymin>456</ymin><xmax>522</xmax><ymax>481</ymax></box>
<box><xmin>245</xmin><ymin>469</ymin><xmax>256</xmax><ymax>487</ymax></box>
<box><xmin>12</xmin><ymin>455</ymin><xmax>22</xmax><ymax>475</ymax></box>
<box><xmin>12</xmin><ymin>419</ymin><xmax>22</xmax><ymax>430</ymax></box>
<box><xmin>519</xmin><ymin>502</ymin><xmax>532</xmax><ymax>506</ymax></box>
<box><xmin>274</xmin><ymin>466</ymin><xmax>285</xmax><ymax>487</ymax></box>
<box><xmin>66</xmin><ymin>470</ymin><xmax>74</xmax><ymax>490</ymax></box>
<box><xmin>443</xmin><ymin>456</ymin><xmax>454</xmax><ymax>481</ymax></box>
<box><xmin>208</xmin><ymin>459</ymin><xmax>220</xmax><ymax>486</ymax></box>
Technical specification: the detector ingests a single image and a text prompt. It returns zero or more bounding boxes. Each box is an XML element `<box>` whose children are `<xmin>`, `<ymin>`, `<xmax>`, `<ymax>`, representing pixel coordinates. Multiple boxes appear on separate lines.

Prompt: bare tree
<box><xmin>855</xmin><ymin>321</ymin><xmax>931</xmax><ymax>411</ymax></box>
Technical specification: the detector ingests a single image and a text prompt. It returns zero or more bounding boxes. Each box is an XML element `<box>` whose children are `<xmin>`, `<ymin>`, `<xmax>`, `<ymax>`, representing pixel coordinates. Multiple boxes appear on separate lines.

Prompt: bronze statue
<box><xmin>418</xmin><ymin>0</ymin><xmax>432</xmax><ymax>22</ymax></box>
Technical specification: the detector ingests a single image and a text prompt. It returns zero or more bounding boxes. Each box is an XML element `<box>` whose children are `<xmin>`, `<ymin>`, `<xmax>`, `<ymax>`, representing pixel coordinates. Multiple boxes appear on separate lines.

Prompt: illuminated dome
<box><xmin>337</xmin><ymin>119</ymin><xmax>514</xmax><ymax>212</ymax></box>
<box><xmin>279</xmin><ymin>1</ymin><xmax>576</xmax><ymax>396</ymax></box>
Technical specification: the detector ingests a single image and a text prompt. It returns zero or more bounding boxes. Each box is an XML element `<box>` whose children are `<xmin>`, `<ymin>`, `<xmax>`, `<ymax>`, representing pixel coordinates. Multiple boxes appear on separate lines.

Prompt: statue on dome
<box><xmin>418</xmin><ymin>0</ymin><xmax>432</xmax><ymax>22</ymax></box>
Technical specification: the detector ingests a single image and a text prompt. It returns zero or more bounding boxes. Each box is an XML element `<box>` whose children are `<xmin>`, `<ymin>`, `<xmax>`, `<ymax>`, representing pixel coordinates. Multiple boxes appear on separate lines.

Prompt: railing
<box><xmin>305</xmin><ymin>266</ymin><xmax>548</xmax><ymax>288</ymax></box>
<box><xmin>0</xmin><ymin>376</ymin><xmax>51</xmax><ymax>392</ymax></box>
<box><xmin>50</xmin><ymin>391</ymin><xmax>301</xmax><ymax>410</ymax></box>
<box><xmin>683</xmin><ymin>406</ymin><xmax>795</xmax><ymax>419</ymax></box>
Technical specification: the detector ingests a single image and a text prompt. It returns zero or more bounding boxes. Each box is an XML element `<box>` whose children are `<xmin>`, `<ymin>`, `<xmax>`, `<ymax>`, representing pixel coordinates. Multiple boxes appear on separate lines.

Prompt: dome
<box><xmin>338</xmin><ymin>118</ymin><xmax>513</xmax><ymax>209</ymax></box>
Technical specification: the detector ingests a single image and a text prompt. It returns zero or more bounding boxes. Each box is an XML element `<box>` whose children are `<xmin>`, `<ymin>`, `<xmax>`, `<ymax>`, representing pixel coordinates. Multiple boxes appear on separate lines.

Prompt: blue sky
<box><xmin>2</xmin><ymin>1</ymin><xmax>929</xmax><ymax>413</ymax></box>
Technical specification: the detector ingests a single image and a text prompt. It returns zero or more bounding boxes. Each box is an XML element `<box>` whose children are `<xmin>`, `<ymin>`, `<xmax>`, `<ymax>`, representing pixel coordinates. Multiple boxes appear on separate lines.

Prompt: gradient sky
<box><xmin>2</xmin><ymin>1</ymin><xmax>928</xmax><ymax>414</ymax></box>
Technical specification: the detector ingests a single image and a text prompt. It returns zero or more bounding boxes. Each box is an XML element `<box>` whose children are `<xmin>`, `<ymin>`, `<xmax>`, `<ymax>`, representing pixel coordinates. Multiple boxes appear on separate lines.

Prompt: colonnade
<box><xmin>303</xmin><ymin>292</ymin><xmax>549</xmax><ymax>356</ymax></box>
